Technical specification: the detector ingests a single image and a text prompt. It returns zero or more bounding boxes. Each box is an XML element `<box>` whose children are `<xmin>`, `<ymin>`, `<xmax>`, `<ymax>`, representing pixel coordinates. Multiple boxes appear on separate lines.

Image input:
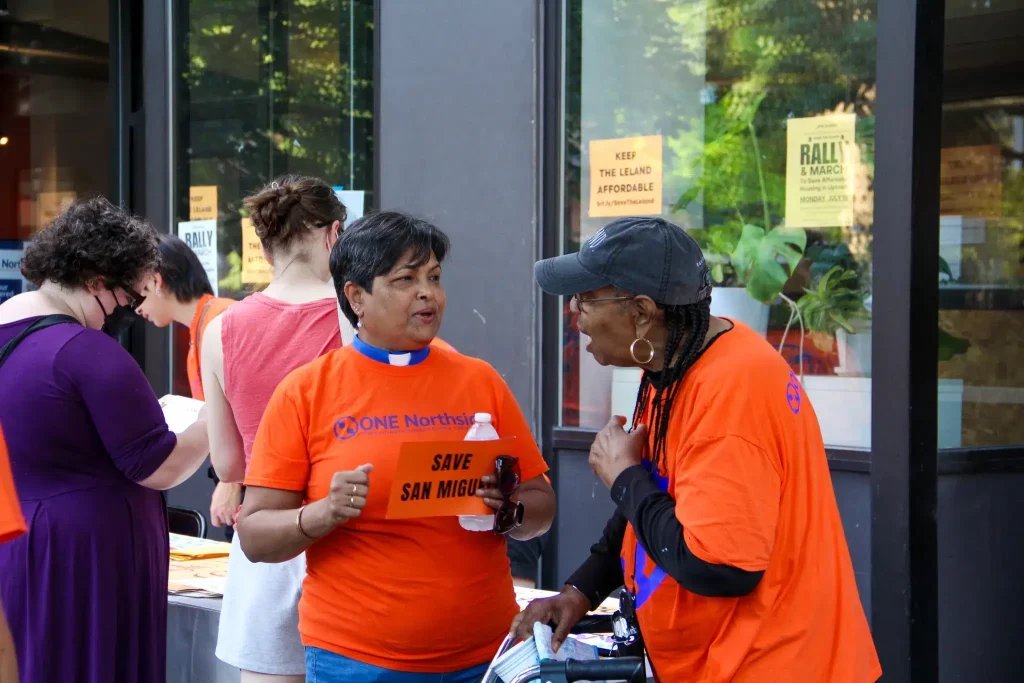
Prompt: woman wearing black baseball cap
<box><xmin>515</xmin><ymin>216</ymin><xmax>880</xmax><ymax>682</ymax></box>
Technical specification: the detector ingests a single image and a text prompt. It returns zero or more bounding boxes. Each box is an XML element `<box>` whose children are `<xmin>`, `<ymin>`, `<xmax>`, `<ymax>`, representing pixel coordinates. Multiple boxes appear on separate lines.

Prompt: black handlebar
<box><xmin>569</xmin><ymin>614</ymin><xmax>613</xmax><ymax>634</ymax></box>
<box><xmin>543</xmin><ymin>656</ymin><xmax>645</xmax><ymax>683</ymax></box>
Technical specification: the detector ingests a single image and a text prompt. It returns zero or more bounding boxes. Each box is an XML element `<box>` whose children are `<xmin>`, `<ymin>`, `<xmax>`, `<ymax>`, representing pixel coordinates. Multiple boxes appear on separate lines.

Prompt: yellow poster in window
<box><xmin>189</xmin><ymin>186</ymin><xmax>218</xmax><ymax>220</ymax></box>
<box><xmin>785</xmin><ymin>115</ymin><xmax>856</xmax><ymax>228</ymax></box>
<box><xmin>589</xmin><ymin>135</ymin><xmax>663</xmax><ymax>217</ymax></box>
<box><xmin>241</xmin><ymin>218</ymin><xmax>272</xmax><ymax>285</ymax></box>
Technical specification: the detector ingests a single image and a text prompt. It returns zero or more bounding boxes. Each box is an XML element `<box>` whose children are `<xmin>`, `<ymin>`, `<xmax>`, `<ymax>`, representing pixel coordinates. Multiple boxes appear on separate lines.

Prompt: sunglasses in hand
<box><xmin>492</xmin><ymin>455</ymin><xmax>524</xmax><ymax>535</ymax></box>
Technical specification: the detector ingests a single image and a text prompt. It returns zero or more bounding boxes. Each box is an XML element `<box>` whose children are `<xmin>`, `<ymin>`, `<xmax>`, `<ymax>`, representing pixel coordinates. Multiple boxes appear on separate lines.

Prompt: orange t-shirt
<box><xmin>187</xmin><ymin>294</ymin><xmax>235</xmax><ymax>400</ymax></box>
<box><xmin>246</xmin><ymin>344</ymin><xmax>548</xmax><ymax>672</ymax></box>
<box><xmin>621</xmin><ymin>321</ymin><xmax>880</xmax><ymax>683</ymax></box>
<box><xmin>0</xmin><ymin>425</ymin><xmax>26</xmax><ymax>544</ymax></box>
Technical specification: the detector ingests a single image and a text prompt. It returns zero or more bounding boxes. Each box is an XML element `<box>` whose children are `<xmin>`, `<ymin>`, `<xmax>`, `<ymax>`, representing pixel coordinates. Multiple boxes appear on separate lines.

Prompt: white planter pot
<box><xmin>613</xmin><ymin>367</ymin><xmax>966</xmax><ymax>450</ymax></box>
<box><xmin>710</xmin><ymin>287</ymin><xmax>770</xmax><ymax>335</ymax></box>
<box><xmin>802</xmin><ymin>376</ymin><xmax>964</xmax><ymax>449</ymax></box>
<box><xmin>611</xmin><ymin>367</ymin><xmax>644</xmax><ymax>424</ymax></box>
<box><xmin>835</xmin><ymin>329</ymin><xmax>871</xmax><ymax>376</ymax></box>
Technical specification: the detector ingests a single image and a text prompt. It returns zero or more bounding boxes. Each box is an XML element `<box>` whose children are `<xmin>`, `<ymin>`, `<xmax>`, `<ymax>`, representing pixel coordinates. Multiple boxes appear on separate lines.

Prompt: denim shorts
<box><xmin>305</xmin><ymin>647</ymin><xmax>490</xmax><ymax>683</ymax></box>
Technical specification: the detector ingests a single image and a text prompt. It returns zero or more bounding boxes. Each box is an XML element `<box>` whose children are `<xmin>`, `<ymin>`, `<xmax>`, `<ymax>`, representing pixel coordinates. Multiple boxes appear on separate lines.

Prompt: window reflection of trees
<box><xmin>181</xmin><ymin>0</ymin><xmax>374</xmax><ymax>295</ymax></box>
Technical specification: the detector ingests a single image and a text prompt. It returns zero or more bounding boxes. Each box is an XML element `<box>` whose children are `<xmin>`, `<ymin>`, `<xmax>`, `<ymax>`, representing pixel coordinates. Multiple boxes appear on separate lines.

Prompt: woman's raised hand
<box><xmin>327</xmin><ymin>463</ymin><xmax>373</xmax><ymax>525</ymax></box>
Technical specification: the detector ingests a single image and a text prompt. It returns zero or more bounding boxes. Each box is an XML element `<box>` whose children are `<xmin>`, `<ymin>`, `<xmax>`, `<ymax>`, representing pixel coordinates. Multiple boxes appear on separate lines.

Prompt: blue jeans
<box><xmin>305</xmin><ymin>647</ymin><xmax>490</xmax><ymax>683</ymax></box>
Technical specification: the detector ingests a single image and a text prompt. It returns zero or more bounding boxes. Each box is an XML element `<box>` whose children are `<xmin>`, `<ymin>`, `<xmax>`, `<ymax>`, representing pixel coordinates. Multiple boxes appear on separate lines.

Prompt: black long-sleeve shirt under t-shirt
<box><xmin>566</xmin><ymin>464</ymin><xmax>764</xmax><ymax>608</ymax></box>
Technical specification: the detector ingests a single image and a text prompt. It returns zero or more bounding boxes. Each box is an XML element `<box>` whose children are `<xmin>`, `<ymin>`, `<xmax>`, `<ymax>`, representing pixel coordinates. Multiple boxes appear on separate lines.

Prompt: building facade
<box><xmin>2</xmin><ymin>1</ymin><xmax>1023</xmax><ymax>681</ymax></box>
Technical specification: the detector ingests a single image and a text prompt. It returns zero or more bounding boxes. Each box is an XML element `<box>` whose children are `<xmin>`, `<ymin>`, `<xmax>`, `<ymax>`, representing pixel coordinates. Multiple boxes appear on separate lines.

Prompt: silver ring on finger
<box><xmin>351</xmin><ymin>484</ymin><xmax>358</xmax><ymax>495</ymax></box>
<box><xmin>349</xmin><ymin>495</ymin><xmax>356</xmax><ymax>507</ymax></box>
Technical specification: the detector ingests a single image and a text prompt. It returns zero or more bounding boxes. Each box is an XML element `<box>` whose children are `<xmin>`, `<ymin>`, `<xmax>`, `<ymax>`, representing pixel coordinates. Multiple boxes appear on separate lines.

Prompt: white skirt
<box><xmin>215</xmin><ymin>532</ymin><xmax>307</xmax><ymax>674</ymax></box>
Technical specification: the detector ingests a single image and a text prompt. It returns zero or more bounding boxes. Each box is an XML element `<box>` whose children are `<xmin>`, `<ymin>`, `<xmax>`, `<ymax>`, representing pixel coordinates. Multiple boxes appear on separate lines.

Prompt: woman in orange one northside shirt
<box><xmin>236</xmin><ymin>211</ymin><xmax>555</xmax><ymax>683</ymax></box>
<box><xmin>516</xmin><ymin>216</ymin><xmax>881</xmax><ymax>683</ymax></box>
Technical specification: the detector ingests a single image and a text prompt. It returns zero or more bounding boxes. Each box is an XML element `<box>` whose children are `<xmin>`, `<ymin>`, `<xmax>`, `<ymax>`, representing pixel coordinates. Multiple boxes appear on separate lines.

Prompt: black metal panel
<box><xmin>937</xmin><ymin>472</ymin><xmax>1024</xmax><ymax>681</ymax></box>
<box><xmin>371</xmin><ymin>0</ymin><xmax>381</xmax><ymax>209</ymax></box>
<box><xmin>830</xmin><ymin>470</ymin><xmax>872</xmax><ymax>622</ymax></box>
<box><xmin>870</xmin><ymin>1</ymin><xmax>946</xmax><ymax>681</ymax></box>
<box><xmin>937</xmin><ymin>447</ymin><xmax>1024</xmax><ymax>475</ymax></box>
<box><xmin>938</xmin><ymin>286</ymin><xmax>1024</xmax><ymax>311</ymax></box>
<box><xmin>138</xmin><ymin>0</ymin><xmax>171</xmax><ymax>395</ymax></box>
<box><xmin>553</xmin><ymin>448</ymin><xmax>618</xmax><ymax>586</ymax></box>
<box><xmin>539</xmin><ymin>0</ymin><xmax>563</xmax><ymax>591</ymax></box>
<box><xmin>109</xmin><ymin>0</ymin><xmax>151</xmax><ymax>368</ymax></box>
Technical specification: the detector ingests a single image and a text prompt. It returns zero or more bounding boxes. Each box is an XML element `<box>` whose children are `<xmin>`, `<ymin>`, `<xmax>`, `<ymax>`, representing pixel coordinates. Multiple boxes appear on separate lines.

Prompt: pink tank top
<box><xmin>221</xmin><ymin>292</ymin><xmax>341</xmax><ymax>469</ymax></box>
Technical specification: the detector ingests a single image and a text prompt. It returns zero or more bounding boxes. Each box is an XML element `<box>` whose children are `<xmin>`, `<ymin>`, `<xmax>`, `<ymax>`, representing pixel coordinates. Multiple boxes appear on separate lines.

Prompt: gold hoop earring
<box><xmin>630</xmin><ymin>338</ymin><xmax>655</xmax><ymax>365</ymax></box>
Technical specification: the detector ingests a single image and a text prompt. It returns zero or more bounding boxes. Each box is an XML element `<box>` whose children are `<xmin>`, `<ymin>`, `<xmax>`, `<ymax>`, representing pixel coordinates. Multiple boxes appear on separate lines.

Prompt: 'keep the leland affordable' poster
<box><xmin>785</xmin><ymin>114</ymin><xmax>857</xmax><ymax>229</ymax></box>
<box><xmin>588</xmin><ymin>135</ymin><xmax>663</xmax><ymax>218</ymax></box>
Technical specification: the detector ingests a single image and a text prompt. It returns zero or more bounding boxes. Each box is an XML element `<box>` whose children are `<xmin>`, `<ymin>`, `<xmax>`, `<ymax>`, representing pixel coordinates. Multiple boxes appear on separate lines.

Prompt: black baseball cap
<box><xmin>534</xmin><ymin>216</ymin><xmax>712</xmax><ymax>306</ymax></box>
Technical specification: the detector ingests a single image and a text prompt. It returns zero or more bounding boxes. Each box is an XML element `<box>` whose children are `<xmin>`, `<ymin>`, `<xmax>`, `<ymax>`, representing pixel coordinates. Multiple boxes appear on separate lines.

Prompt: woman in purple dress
<box><xmin>0</xmin><ymin>197</ymin><xmax>211</xmax><ymax>683</ymax></box>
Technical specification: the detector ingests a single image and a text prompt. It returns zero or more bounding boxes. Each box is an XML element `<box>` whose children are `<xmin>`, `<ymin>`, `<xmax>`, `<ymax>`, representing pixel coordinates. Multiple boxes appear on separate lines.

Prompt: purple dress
<box><xmin>0</xmin><ymin>317</ymin><xmax>177</xmax><ymax>683</ymax></box>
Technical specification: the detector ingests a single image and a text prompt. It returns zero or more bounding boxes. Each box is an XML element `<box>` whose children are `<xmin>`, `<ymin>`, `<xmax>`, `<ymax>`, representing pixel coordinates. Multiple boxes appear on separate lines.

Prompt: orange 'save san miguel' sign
<box><xmin>385</xmin><ymin>438</ymin><xmax>516</xmax><ymax>520</ymax></box>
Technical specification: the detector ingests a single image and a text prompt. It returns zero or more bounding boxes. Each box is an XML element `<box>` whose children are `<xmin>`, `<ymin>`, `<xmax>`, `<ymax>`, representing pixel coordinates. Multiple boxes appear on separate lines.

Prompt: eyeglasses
<box><xmin>569</xmin><ymin>294</ymin><xmax>634</xmax><ymax>314</ymax></box>
<box><xmin>492</xmin><ymin>455</ymin><xmax>523</xmax><ymax>535</ymax></box>
<box><xmin>122</xmin><ymin>285</ymin><xmax>146</xmax><ymax>309</ymax></box>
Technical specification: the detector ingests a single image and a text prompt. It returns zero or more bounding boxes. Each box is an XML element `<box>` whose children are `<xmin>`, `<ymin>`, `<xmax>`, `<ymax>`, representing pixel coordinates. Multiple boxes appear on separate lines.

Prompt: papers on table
<box><xmin>159</xmin><ymin>394</ymin><xmax>204</xmax><ymax>434</ymax></box>
<box><xmin>169</xmin><ymin>533</ymin><xmax>231</xmax><ymax>561</ymax></box>
<box><xmin>168</xmin><ymin>535</ymin><xmax>231</xmax><ymax>597</ymax></box>
<box><xmin>168</xmin><ymin>556</ymin><xmax>228</xmax><ymax>597</ymax></box>
<box><xmin>514</xmin><ymin>586</ymin><xmax>619</xmax><ymax>615</ymax></box>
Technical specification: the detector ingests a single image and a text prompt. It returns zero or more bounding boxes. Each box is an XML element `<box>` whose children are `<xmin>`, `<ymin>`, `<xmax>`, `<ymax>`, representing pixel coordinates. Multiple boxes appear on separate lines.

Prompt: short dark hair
<box><xmin>330</xmin><ymin>211</ymin><xmax>451</xmax><ymax>326</ymax></box>
<box><xmin>243</xmin><ymin>175</ymin><xmax>347</xmax><ymax>253</ymax></box>
<box><xmin>21</xmin><ymin>196</ymin><xmax>160</xmax><ymax>289</ymax></box>
<box><xmin>157</xmin><ymin>233</ymin><xmax>214</xmax><ymax>302</ymax></box>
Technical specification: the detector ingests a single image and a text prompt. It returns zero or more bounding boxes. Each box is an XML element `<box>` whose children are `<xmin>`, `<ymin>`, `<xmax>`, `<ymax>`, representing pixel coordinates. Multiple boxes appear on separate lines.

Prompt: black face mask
<box><xmin>95</xmin><ymin>292</ymin><xmax>141</xmax><ymax>338</ymax></box>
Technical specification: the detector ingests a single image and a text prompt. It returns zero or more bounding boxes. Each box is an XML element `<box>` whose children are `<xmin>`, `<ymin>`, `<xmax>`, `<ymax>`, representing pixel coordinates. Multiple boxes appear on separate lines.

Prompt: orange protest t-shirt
<box><xmin>621</xmin><ymin>321</ymin><xmax>881</xmax><ymax>683</ymax></box>
<box><xmin>246</xmin><ymin>343</ymin><xmax>548</xmax><ymax>672</ymax></box>
<box><xmin>0</xmin><ymin>425</ymin><xmax>26</xmax><ymax>544</ymax></box>
<box><xmin>187</xmin><ymin>294</ymin><xmax>235</xmax><ymax>400</ymax></box>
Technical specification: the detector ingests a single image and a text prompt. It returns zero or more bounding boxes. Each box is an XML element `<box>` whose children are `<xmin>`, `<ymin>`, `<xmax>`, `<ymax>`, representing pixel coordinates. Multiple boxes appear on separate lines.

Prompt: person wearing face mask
<box><xmin>135</xmin><ymin>233</ymin><xmax>239</xmax><ymax>530</ymax></box>
<box><xmin>0</xmin><ymin>197</ymin><xmax>211</xmax><ymax>683</ymax></box>
<box><xmin>235</xmin><ymin>211</ymin><xmax>555</xmax><ymax>682</ymax></box>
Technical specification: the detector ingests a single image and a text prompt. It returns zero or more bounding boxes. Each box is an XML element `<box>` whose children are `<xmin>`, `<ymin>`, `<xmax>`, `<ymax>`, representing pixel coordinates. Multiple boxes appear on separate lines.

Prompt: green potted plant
<box><xmin>796</xmin><ymin>265</ymin><xmax>871</xmax><ymax>374</ymax></box>
<box><xmin>680</xmin><ymin>121</ymin><xmax>807</xmax><ymax>333</ymax></box>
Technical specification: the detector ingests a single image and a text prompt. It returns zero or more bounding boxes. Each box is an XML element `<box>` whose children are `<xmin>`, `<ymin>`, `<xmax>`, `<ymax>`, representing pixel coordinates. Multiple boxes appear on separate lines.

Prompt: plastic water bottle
<box><xmin>459</xmin><ymin>413</ymin><xmax>499</xmax><ymax>532</ymax></box>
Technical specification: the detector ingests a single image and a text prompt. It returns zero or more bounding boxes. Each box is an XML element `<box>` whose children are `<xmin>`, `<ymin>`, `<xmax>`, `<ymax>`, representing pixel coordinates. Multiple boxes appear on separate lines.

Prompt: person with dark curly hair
<box><xmin>0</xmin><ymin>196</ymin><xmax>211</xmax><ymax>683</ymax></box>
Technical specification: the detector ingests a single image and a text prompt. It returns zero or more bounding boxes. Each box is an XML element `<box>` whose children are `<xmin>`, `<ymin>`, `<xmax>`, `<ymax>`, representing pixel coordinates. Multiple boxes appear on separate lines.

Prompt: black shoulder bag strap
<box><xmin>0</xmin><ymin>314</ymin><xmax>81</xmax><ymax>370</ymax></box>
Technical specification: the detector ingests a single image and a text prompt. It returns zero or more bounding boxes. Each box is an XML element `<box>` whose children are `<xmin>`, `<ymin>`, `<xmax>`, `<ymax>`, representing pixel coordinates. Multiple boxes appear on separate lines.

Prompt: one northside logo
<box><xmin>333</xmin><ymin>411</ymin><xmax>474</xmax><ymax>441</ymax></box>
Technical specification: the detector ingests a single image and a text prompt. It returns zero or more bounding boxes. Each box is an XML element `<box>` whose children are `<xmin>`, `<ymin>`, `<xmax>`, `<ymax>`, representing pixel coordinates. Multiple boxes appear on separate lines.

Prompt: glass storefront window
<box><xmin>938</xmin><ymin>2</ymin><xmax>1024</xmax><ymax>447</ymax></box>
<box><xmin>1</xmin><ymin>0</ymin><xmax>111</xmax><ymax>303</ymax></box>
<box><xmin>171</xmin><ymin>0</ymin><xmax>373</xmax><ymax>394</ymax></box>
<box><xmin>559</xmin><ymin>0</ymin><xmax>878</xmax><ymax>450</ymax></box>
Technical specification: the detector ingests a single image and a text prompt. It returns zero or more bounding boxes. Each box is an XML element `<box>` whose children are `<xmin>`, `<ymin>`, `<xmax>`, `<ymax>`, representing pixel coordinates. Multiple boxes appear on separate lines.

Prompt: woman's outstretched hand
<box><xmin>509</xmin><ymin>587</ymin><xmax>591</xmax><ymax>653</ymax></box>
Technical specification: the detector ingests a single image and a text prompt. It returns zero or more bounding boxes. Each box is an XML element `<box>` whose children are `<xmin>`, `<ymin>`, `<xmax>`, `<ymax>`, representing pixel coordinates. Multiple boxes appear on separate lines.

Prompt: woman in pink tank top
<box><xmin>200</xmin><ymin>175</ymin><xmax>348</xmax><ymax>683</ymax></box>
